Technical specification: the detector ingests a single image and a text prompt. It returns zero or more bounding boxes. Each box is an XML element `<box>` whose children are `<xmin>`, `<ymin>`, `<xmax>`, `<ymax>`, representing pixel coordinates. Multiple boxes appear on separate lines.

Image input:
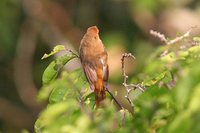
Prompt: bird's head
<box><xmin>87</xmin><ymin>26</ymin><xmax>99</xmax><ymax>35</ymax></box>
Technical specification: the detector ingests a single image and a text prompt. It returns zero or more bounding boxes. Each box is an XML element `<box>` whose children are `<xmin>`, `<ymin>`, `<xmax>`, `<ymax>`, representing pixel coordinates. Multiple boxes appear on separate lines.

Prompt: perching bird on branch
<box><xmin>79</xmin><ymin>26</ymin><xmax>109</xmax><ymax>107</ymax></box>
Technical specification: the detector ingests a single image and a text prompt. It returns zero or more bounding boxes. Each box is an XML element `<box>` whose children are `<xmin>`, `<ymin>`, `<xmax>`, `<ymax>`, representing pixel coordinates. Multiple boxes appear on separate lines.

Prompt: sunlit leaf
<box><xmin>35</xmin><ymin>100</ymin><xmax>78</xmax><ymax>133</ymax></box>
<box><xmin>142</xmin><ymin>71</ymin><xmax>167</xmax><ymax>87</ymax></box>
<box><xmin>41</xmin><ymin>45</ymin><xmax>66</xmax><ymax>59</ymax></box>
<box><xmin>168</xmin><ymin>111</ymin><xmax>191</xmax><ymax>133</ymax></box>
<box><xmin>193</xmin><ymin>37</ymin><xmax>200</xmax><ymax>42</ymax></box>
<box><xmin>35</xmin><ymin>102</ymin><xmax>68</xmax><ymax>132</ymax></box>
<box><xmin>188</xmin><ymin>84</ymin><xmax>200</xmax><ymax>113</ymax></box>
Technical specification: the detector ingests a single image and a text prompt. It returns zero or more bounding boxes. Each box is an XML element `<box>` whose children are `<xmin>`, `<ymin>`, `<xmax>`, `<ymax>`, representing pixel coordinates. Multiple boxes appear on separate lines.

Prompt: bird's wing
<box><xmin>103</xmin><ymin>64</ymin><xmax>109</xmax><ymax>81</ymax></box>
<box><xmin>100</xmin><ymin>52</ymin><xmax>109</xmax><ymax>84</ymax></box>
<box><xmin>82</xmin><ymin>63</ymin><xmax>97</xmax><ymax>90</ymax></box>
<box><xmin>103</xmin><ymin>64</ymin><xmax>109</xmax><ymax>90</ymax></box>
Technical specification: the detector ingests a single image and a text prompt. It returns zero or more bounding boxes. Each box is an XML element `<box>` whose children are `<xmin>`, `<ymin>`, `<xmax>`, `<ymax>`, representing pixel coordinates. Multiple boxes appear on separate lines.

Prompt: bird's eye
<box><xmin>94</xmin><ymin>37</ymin><xmax>97</xmax><ymax>39</ymax></box>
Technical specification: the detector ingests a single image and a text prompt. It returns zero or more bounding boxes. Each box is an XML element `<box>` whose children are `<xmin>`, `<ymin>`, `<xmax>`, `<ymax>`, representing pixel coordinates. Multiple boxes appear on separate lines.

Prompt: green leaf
<box><xmin>52</xmin><ymin>69</ymin><xmax>89</xmax><ymax>103</ymax></box>
<box><xmin>38</xmin><ymin>68</ymin><xmax>88</xmax><ymax>103</ymax></box>
<box><xmin>162</xmin><ymin>71</ymin><xmax>172</xmax><ymax>84</ymax></box>
<box><xmin>35</xmin><ymin>100</ymin><xmax>78</xmax><ymax>133</ymax></box>
<box><xmin>41</xmin><ymin>45</ymin><xmax>66</xmax><ymax>59</ymax></box>
<box><xmin>168</xmin><ymin>111</ymin><xmax>191</xmax><ymax>133</ymax></box>
<box><xmin>188</xmin><ymin>83</ymin><xmax>200</xmax><ymax>113</ymax></box>
<box><xmin>37</xmin><ymin>84</ymin><xmax>53</xmax><ymax>101</ymax></box>
<box><xmin>49</xmin><ymin>81</ymin><xmax>69</xmax><ymax>104</ymax></box>
<box><xmin>42</xmin><ymin>54</ymin><xmax>76</xmax><ymax>85</ymax></box>
<box><xmin>69</xmin><ymin>69</ymin><xmax>88</xmax><ymax>90</ymax></box>
<box><xmin>193</xmin><ymin>37</ymin><xmax>200</xmax><ymax>42</ymax></box>
<box><xmin>142</xmin><ymin>71</ymin><xmax>167</xmax><ymax>87</ymax></box>
<box><xmin>21</xmin><ymin>129</ymin><xmax>30</xmax><ymax>133</ymax></box>
<box><xmin>84</xmin><ymin>92</ymin><xmax>95</xmax><ymax>109</ymax></box>
<box><xmin>35</xmin><ymin>102</ymin><xmax>68</xmax><ymax>132</ymax></box>
<box><xmin>37</xmin><ymin>76</ymin><xmax>68</xmax><ymax>102</ymax></box>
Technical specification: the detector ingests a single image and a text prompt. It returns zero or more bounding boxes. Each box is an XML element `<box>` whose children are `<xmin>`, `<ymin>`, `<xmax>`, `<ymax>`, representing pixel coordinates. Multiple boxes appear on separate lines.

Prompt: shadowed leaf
<box><xmin>42</xmin><ymin>54</ymin><xmax>76</xmax><ymax>84</ymax></box>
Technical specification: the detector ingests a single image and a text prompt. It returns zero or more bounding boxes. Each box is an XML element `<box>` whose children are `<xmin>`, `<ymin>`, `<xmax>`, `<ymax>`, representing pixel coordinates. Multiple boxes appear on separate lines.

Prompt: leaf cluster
<box><xmin>35</xmin><ymin>36</ymin><xmax>200</xmax><ymax>133</ymax></box>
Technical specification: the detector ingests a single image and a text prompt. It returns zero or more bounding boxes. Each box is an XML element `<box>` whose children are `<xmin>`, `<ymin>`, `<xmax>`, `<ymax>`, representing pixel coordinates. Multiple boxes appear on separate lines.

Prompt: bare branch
<box><xmin>150</xmin><ymin>26</ymin><xmax>197</xmax><ymax>45</ymax></box>
<box><xmin>121</xmin><ymin>53</ymin><xmax>145</xmax><ymax>113</ymax></box>
<box><xmin>121</xmin><ymin>53</ymin><xmax>135</xmax><ymax>87</ymax></box>
<box><xmin>150</xmin><ymin>30</ymin><xmax>168</xmax><ymax>44</ymax></box>
<box><xmin>167</xmin><ymin>26</ymin><xmax>196</xmax><ymax>45</ymax></box>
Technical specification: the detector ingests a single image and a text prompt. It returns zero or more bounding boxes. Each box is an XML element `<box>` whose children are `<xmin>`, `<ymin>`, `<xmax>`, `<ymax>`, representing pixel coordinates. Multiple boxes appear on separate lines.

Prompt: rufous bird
<box><xmin>79</xmin><ymin>26</ymin><xmax>109</xmax><ymax>107</ymax></box>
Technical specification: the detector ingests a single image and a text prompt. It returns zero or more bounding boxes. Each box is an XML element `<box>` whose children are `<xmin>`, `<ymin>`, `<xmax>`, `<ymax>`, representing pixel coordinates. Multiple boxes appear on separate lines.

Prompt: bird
<box><xmin>79</xmin><ymin>26</ymin><xmax>109</xmax><ymax>107</ymax></box>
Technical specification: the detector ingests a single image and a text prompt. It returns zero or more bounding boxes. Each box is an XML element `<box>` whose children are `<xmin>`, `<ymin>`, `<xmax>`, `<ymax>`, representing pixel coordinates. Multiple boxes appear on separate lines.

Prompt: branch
<box><xmin>150</xmin><ymin>26</ymin><xmax>197</xmax><ymax>45</ymax></box>
<box><xmin>167</xmin><ymin>27</ymin><xmax>196</xmax><ymax>45</ymax></box>
<box><xmin>121</xmin><ymin>53</ymin><xmax>145</xmax><ymax>113</ymax></box>
<box><xmin>150</xmin><ymin>30</ymin><xmax>168</xmax><ymax>44</ymax></box>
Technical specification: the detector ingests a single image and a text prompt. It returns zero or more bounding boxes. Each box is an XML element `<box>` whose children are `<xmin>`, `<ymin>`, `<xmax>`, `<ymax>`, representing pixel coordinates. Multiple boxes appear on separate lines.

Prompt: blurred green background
<box><xmin>0</xmin><ymin>0</ymin><xmax>200</xmax><ymax>132</ymax></box>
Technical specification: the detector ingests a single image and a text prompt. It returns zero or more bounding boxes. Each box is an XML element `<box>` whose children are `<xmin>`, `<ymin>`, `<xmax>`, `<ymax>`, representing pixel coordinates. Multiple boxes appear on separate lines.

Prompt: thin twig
<box><xmin>121</xmin><ymin>53</ymin><xmax>145</xmax><ymax>113</ymax></box>
<box><xmin>105</xmin><ymin>87</ymin><xmax>123</xmax><ymax>110</ymax></box>
<box><xmin>66</xmin><ymin>49</ymin><xmax>79</xmax><ymax>58</ymax></box>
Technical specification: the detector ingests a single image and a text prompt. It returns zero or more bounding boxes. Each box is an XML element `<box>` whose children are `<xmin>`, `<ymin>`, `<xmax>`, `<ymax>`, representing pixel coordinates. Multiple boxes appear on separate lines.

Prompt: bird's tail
<box><xmin>94</xmin><ymin>79</ymin><xmax>106</xmax><ymax>108</ymax></box>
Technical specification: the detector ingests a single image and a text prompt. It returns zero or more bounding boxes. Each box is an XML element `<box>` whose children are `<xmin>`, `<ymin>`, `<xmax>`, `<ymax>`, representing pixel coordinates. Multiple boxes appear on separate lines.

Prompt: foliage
<box><xmin>35</xmin><ymin>38</ymin><xmax>200</xmax><ymax>133</ymax></box>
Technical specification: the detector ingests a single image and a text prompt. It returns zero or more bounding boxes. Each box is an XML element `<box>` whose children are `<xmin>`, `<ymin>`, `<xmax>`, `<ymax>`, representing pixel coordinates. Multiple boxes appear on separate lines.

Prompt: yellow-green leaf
<box><xmin>41</xmin><ymin>45</ymin><xmax>66</xmax><ymax>60</ymax></box>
